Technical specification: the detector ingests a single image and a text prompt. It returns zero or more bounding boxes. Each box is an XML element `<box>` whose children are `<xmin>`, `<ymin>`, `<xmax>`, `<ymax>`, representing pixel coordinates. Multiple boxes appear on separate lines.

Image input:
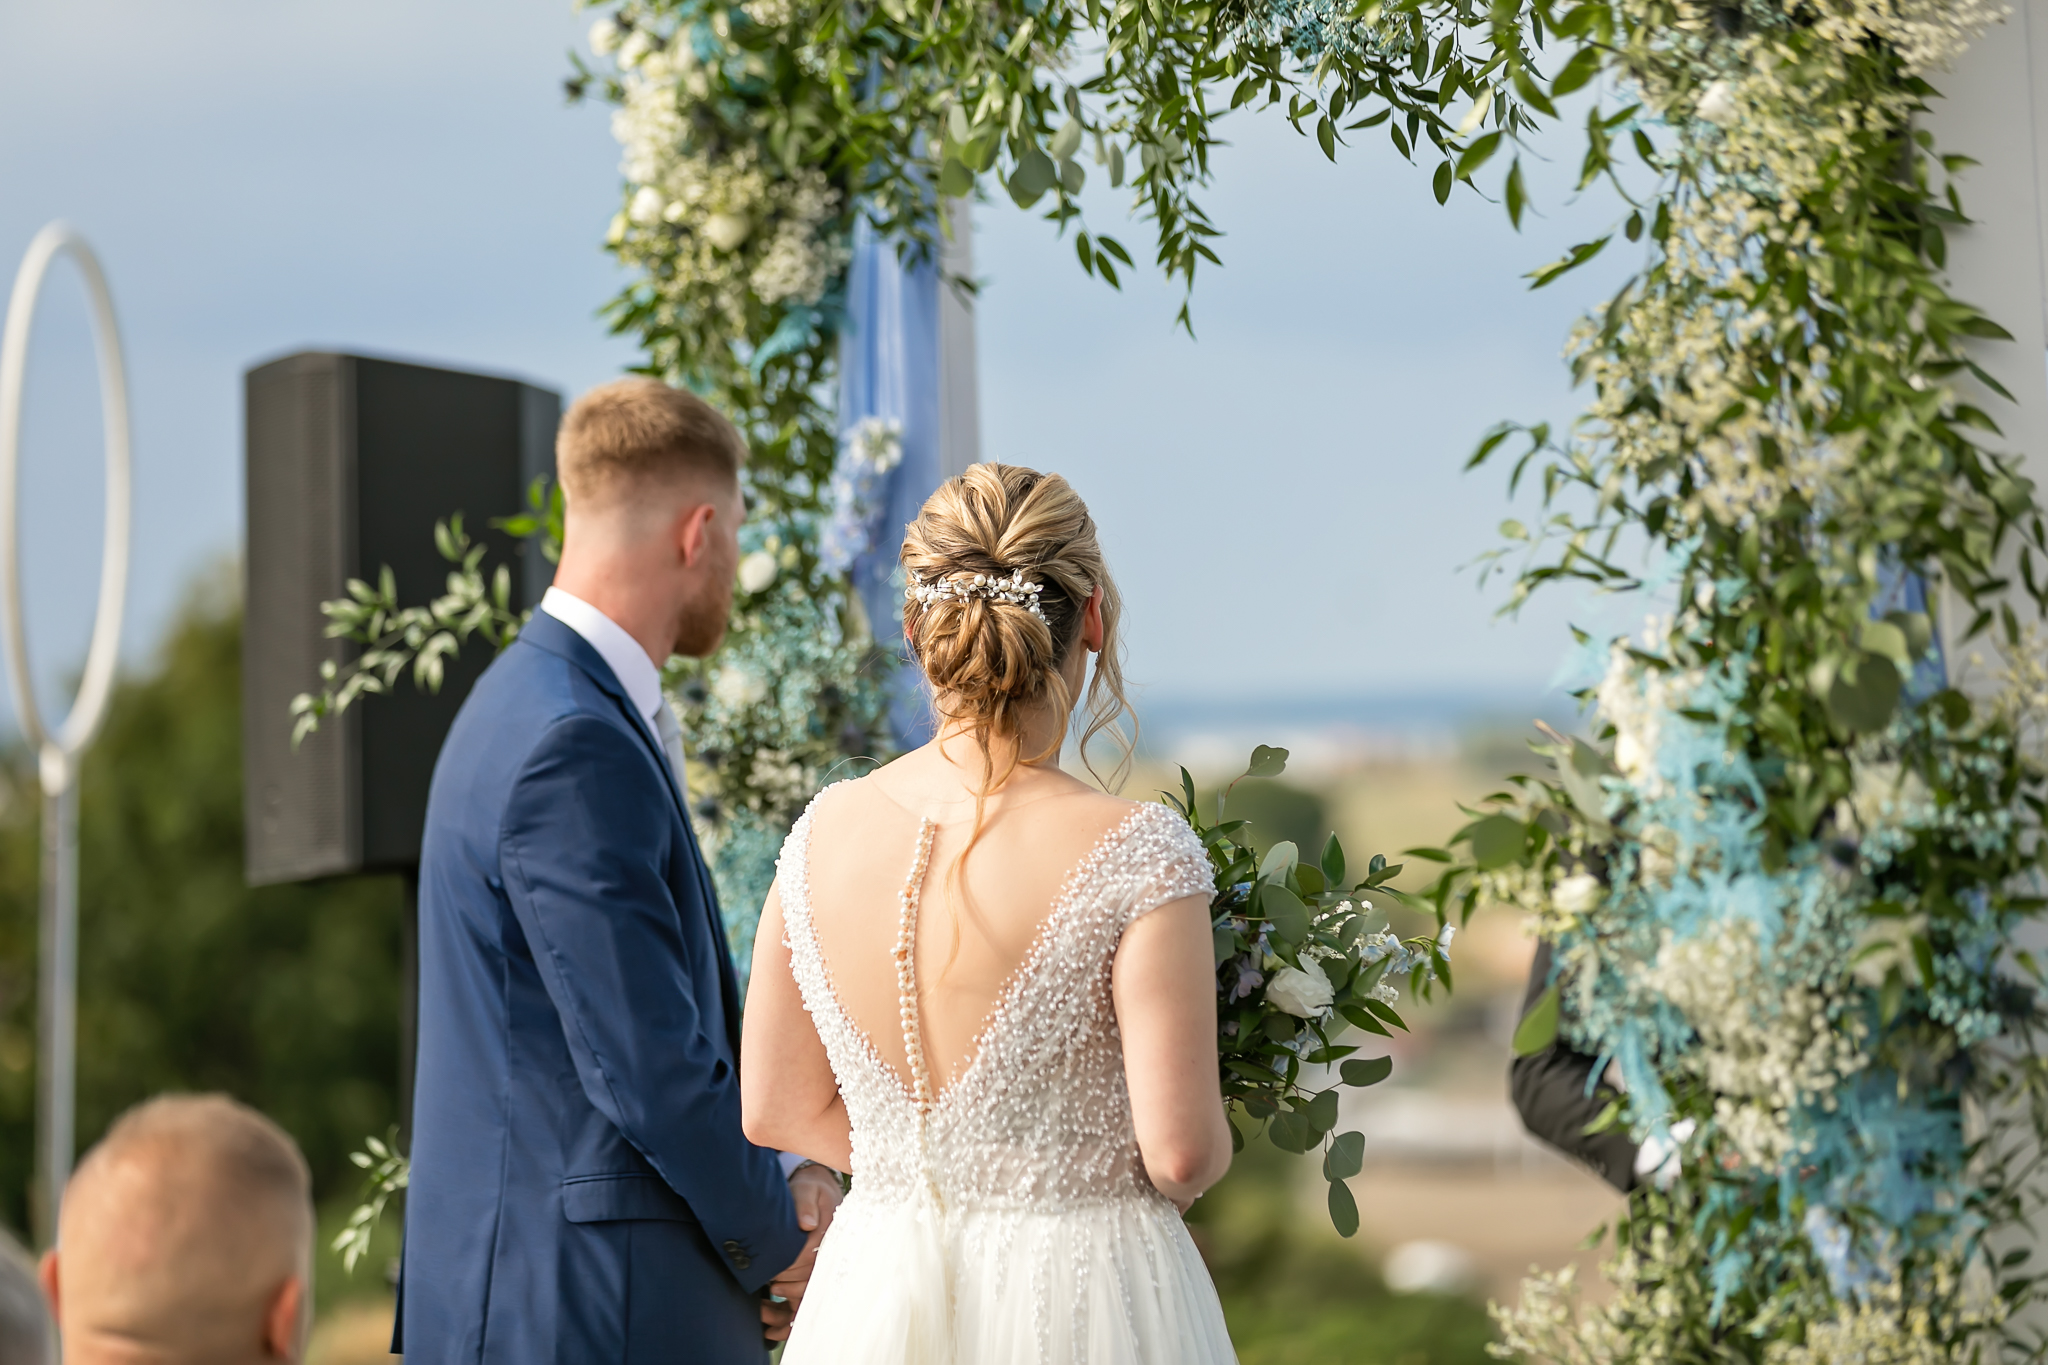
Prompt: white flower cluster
<box><xmin>742</xmin><ymin>0</ymin><xmax>798</xmax><ymax>27</ymax></box>
<box><xmin>1838</xmin><ymin>753</ymin><xmax>1932</xmax><ymax>838</ymax></box>
<box><xmin>712</xmin><ymin>662</ymin><xmax>771</xmax><ymax>709</ymax></box>
<box><xmin>745</xmin><ymin>746</ymin><xmax>813</xmax><ymax>811</ymax></box>
<box><xmin>1494</xmin><ymin>1208</ymin><xmax>1997</xmax><ymax>1362</ymax></box>
<box><xmin>605</xmin><ymin>25</ymin><xmax>849</xmax><ymax>334</ymax></box>
<box><xmin>1762</xmin><ymin>1261</ymin><xmax>2002</xmax><ymax>1365</ymax></box>
<box><xmin>1643</xmin><ymin>918</ymin><xmax>1867</xmax><ymax>1168</ymax></box>
<box><xmin>1593</xmin><ymin>637</ymin><xmax>1702</xmax><ymax>801</ymax></box>
<box><xmin>1560</xmin><ymin>0</ymin><xmax>1998</xmax><ymax>537</ymax></box>
<box><xmin>1803</xmin><ymin>0</ymin><xmax>2005</xmax><ymax>75</ymax></box>
<box><xmin>843</xmin><ymin>415</ymin><xmax>904</xmax><ymax>474</ymax></box>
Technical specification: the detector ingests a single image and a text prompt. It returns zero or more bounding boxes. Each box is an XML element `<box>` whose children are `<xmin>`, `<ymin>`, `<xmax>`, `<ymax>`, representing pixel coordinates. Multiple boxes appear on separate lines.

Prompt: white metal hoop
<box><xmin>0</xmin><ymin>221</ymin><xmax>133</xmax><ymax>772</ymax></box>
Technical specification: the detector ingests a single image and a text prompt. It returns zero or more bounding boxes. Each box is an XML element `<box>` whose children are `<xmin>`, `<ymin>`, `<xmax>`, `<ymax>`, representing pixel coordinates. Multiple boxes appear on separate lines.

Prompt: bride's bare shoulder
<box><xmin>807</xmin><ymin>767</ymin><xmax>890</xmax><ymax>817</ymax></box>
<box><xmin>1038</xmin><ymin>788</ymin><xmax>1163</xmax><ymax>842</ymax></box>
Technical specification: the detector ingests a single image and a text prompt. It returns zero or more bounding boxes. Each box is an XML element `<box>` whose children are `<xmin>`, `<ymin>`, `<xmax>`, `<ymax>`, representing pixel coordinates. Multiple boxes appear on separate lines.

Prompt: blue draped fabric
<box><xmin>838</xmin><ymin>218</ymin><xmax>945</xmax><ymax>749</ymax></box>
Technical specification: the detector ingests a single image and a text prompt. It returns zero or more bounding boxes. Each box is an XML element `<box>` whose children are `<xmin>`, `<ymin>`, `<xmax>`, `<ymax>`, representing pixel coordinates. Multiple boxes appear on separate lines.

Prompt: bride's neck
<box><xmin>933</xmin><ymin>698</ymin><xmax>1066</xmax><ymax>783</ymax></box>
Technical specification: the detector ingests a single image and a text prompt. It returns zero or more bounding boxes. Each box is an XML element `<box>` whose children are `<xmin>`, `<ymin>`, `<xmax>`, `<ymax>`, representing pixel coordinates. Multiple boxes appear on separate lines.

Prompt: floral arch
<box><xmin>308</xmin><ymin>0</ymin><xmax>2048</xmax><ymax>1352</ymax></box>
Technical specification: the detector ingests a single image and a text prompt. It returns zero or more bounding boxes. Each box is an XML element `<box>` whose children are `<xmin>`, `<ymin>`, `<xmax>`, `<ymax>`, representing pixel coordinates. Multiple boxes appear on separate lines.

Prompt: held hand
<box><xmin>759</xmin><ymin>1162</ymin><xmax>844</xmax><ymax>1340</ymax></box>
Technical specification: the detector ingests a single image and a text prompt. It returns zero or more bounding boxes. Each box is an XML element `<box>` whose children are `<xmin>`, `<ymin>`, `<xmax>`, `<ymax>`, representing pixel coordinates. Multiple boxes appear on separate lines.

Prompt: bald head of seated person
<box><xmin>39</xmin><ymin>1094</ymin><xmax>313</xmax><ymax>1365</ymax></box>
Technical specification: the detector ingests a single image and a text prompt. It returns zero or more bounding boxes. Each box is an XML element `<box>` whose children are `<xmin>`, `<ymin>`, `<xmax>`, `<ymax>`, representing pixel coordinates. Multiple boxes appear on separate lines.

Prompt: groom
<box><xmin>397</xmin><ymin>378</ymin><xmax>840</xmax><ymax>1361</ymax></box>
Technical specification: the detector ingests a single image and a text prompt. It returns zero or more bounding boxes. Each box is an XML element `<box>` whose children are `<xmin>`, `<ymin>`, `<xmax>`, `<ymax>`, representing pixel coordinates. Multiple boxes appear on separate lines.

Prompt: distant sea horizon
<box><xmin>1123</xmin><ymin>686</ymin><xmax>1582</xmax><ymax>775</ymax></box>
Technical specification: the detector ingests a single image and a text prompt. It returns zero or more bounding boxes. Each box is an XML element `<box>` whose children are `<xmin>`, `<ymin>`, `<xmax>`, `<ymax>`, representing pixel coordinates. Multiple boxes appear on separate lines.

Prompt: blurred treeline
<box><xmin>1207</xmin><ymin>778</ymin><xmax>1330</xmax><ymax>860</ymax></box>
<box><xmin>0</xmin><ymin>575</ymin><xmax>403</xmax><ymax>1233</ymax></box>
<box><xmin>1189</xmin><ymin>1134</ymin><xmax>1494</xmax><ymax>1364</ymax></box>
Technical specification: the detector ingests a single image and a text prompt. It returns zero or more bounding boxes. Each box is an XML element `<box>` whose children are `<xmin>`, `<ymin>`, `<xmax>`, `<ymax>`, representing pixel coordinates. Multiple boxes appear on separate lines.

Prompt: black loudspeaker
<box><xmin>243</xmin><ymin>352</ymin><xmax>560</xmax><ymax>886</ymax></box>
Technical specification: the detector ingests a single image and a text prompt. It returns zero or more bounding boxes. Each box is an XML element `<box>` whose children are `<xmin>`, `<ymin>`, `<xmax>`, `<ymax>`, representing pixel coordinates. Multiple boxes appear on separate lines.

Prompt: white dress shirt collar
<box><xmin>539</xmin><ymin>587</ymin><xmax>665</xmax><ymax>727</ymax></box>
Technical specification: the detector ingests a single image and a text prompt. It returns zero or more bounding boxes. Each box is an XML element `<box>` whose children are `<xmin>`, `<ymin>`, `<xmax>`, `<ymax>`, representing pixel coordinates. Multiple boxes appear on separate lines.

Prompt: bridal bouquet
<box><xmin>1163</xmin><ymin>745</ymin><xmax>1453</xmax><ymax>1236</ymax></box>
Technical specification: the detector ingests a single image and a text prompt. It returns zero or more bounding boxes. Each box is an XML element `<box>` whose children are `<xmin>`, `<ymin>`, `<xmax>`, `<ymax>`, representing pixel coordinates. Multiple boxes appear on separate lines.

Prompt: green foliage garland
<box><xmin>1445</xmin><ymin>0</ymin><xmax>2043</xmax><ymax>1354</ymax></box>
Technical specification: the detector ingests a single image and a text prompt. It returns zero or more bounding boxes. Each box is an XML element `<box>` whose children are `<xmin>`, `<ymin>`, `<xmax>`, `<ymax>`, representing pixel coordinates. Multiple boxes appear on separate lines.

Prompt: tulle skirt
<box><xmin>779</xmin><ymin>1189</ymin><xmax>1237</xmax><ymax>1365</ymax></box>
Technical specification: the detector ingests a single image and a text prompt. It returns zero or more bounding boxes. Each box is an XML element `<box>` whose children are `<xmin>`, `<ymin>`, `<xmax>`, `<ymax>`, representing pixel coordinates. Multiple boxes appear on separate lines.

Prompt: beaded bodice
<box><xmin>778</xmin><ymin>793</ymin><xmax>1215</xmax><ymax>1210</ymax></box>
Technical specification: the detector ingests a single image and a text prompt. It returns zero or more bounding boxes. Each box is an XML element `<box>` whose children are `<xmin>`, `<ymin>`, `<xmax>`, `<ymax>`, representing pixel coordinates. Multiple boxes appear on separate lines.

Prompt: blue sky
<box><xmin>0</xmin><ymin>0</ymin><xmax>1637</xmax><ymax>733</ymax></box>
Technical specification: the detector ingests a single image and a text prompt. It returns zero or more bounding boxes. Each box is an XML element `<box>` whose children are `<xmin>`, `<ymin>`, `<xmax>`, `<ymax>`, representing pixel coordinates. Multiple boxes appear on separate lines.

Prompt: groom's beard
<box><xmin>672</xmin><ymin>584</ymin><xmax>732</xmax><ymax>659</ymax></box>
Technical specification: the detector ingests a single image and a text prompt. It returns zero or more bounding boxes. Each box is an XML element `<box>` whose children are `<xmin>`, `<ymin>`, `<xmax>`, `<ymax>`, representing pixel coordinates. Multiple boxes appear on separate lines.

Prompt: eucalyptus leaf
<box><xmin>938</xmin><ymin>158</ymin><xmax>975</xmax><ymax>197</ymax></box>
<box><xmin>1050</xmin><ymin>118</ymin><xmax>1084</xmax><ymax>161</ymax></box>
<box><xmin>1858</xmin><ymin>619</ymin><xmax>1910</xmax><ymax>667</ymax></box>
<box><xmin>1246</xmin><ymin>744</ymin><xmax>1289</xmax><ymax>778</ymax></box>
<box><xmin>1340</xmin><ymin>1055</ymin><xmax>1393</xmax><ymax>1087</ymax></box>
<box><xmin>1269</xmin><ymin>1110</ymin><xmax>1311</xmax><ymax>1153</ymax></box>
<box><xmin>1888</xmin><ymin>610</ymin><xmax>1934</xmax><ymax>659</ymax></box>
<box><xmin>1825</xmin><ymin>652</ymin><xmax>1902</xmax><ymax>733</ymax></box>
<box><xmin>1260</xmin><ymin>882</ymin><xmax>1312</xmax><ymax>942</ymax></box>
<box><xmin>1469</xmin><ymin>813</ymin><xmax>1525</xmax><ymax>870</ymax></box>
<box><xmin>1324</xmin><ymin>1129</ymin><xmax>1366</xmax><ymax>1180</ymax></box>
<box><xmin>1007</xmin><ymin>146</ymin><xmax>1057</xmax><ymax>207</ymax></box>
<box><xmin>1327</xmin><ymin>1178</ymin><xmax>1360</xmax><ymax>1237</ymax></box>
<box><xmin>1512</xmin><ymin>984</ymin><xmax>1560</xmax><ymax>1056</ymax></box>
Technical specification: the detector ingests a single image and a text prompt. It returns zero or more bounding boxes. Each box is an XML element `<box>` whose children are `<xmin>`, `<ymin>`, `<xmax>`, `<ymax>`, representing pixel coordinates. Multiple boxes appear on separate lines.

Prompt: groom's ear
<box><xmin>672</xmin><ymin>498</ymin><xmax>720</xmax><ymax>567</ymax></box>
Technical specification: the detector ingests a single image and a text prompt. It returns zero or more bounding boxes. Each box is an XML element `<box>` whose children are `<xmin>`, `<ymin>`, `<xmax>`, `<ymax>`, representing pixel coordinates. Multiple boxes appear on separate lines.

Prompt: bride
<box><xmin>741</xmin><ymin>463</ymin><xmax>1238</xmax><ymax>1363</ymax></box>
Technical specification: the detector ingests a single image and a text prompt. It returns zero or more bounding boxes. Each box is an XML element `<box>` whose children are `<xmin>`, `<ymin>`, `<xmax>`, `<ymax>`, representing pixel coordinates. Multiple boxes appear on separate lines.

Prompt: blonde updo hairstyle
<box><xmin>901</xmin><ymin>463</ymin><xmax>1134</xmax><ymax>798</ymax></box>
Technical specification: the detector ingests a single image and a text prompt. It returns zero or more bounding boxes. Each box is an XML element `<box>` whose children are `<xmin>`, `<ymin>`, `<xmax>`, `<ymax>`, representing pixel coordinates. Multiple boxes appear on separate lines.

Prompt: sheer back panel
<box><xmin>778</xmin><ymin>787</ymin><xmax>1214</xmax><ymax>1209</ymax></box>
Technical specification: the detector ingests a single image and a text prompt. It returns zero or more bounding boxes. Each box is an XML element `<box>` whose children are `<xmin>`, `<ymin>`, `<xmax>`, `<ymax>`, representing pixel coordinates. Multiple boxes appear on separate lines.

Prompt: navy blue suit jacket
<box><xmin>396</xmin><ymin>610</ymin><xmax>804</xmax><ymax>1363</ymax></box>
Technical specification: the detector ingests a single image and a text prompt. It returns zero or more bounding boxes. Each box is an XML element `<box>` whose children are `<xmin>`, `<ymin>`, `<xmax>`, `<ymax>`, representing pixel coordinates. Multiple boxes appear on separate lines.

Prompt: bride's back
<box><xmin>745</xmin><ymin>462</ymin><xmax>1236</xmax><ymax>1365</ymax></box>
<box><xmin>805</xmin><ymin>757</ymin><xmax>1139</xmax><ymax>1100</ymax></box>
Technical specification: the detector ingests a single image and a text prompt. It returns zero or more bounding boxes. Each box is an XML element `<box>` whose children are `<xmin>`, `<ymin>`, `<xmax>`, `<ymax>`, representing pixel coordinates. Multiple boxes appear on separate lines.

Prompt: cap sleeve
<box><xmin>1123</xmin><ymin>805</ymin><xmax>1217</xmax><ymax>926</ymax></box>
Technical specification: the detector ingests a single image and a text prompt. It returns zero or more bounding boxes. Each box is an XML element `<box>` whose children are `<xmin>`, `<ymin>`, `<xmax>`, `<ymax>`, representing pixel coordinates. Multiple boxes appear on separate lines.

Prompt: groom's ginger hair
<box><xmin>51</xmin><ymin>1094</ymin><xmax>312</xmax><ymax>1364</ymax></box>
<box><xmin>557</xmin><ymin>378</ymin><xmax>747</xmax><ymax>512</ymax></box>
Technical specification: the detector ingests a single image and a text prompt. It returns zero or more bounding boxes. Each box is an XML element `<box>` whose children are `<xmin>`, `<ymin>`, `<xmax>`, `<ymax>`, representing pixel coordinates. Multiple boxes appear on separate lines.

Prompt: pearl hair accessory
<box><xmin>904</xmin><ymin>569</ymin><xmax>1046</xmax><ymax>620</ymax></box>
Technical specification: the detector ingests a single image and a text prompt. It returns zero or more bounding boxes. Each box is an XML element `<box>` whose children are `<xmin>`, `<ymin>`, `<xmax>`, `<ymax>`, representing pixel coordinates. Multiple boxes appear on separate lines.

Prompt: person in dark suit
<box><xmin>397</xmin><ymin>379</ymin><xmax>841</xmax><ymax>1363</ymax></box>
<box><xmin>1509</xmin><ymin>940</ymin><xmax>1641</xmax><ymax>1193</ymax></box>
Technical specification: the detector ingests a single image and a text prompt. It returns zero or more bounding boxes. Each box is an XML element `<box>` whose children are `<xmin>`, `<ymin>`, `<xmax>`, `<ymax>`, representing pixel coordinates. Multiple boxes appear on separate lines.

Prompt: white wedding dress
<box><xmin>775</xmin><ymin>796</ymin><xmax>1239</xmax><ymax>1365</ymax></box>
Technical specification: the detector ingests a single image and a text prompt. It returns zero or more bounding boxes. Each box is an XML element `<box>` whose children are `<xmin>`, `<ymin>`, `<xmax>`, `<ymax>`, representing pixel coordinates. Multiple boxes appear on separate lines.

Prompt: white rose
<box><xmin>737</xmin><ymin>550</ymin><xmax>778</xmax><ymax>594</ymax></box>
<box><xmin>628</xmin><ymin>186</ymin><xmax>666</xmax><ymax>226</ymax></box>
<box><xmin>1553</xmin><ymin>873</ymin><xmax>1604</xmax><ymax>915</ymax></box>
<box><xmin>711</xmin><ymin>665</ymin><xmax>769</xmax><ymax>710</ymax></box>
<box><xmin>703</xmin><ymin>212</ymin><xmax>754</xmax><ymax>252</ymax></box>
<box><xmin>588</xmin><ymin>17</ymin><xmax>623</xmax><ymax>55</ymax></box>
<box><xmin>1265</xmin><ymin>961</ymin><xmax>1334</xmax><ymax>1019</ymax></box>
<box><xmin>1697</xmin><ymin>79</ymin><xmax>1739</xmax><ymax>128</ymax></box>
<box><xmin>618</xmin><ymin>28</ymin><xmax>656</xmax><ymax>67</ymax></box>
